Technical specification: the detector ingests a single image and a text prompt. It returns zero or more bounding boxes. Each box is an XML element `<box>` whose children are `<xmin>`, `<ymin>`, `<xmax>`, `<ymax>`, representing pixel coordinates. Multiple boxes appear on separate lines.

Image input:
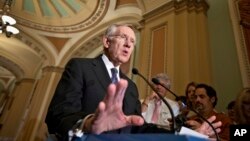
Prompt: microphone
<box><xmin>152</xmin><ymin>78</ymin><xmax>179</xmax><ymax>99</ymax></box>
<box><xmin>132</xmin><ymin>68</ymin><xmax>176</xmax><ymax>133</ymax></box>
<box><xmin>151</xmin><ymin>77</ymin><xmax>220</xmax><ymax>141</ymax></box>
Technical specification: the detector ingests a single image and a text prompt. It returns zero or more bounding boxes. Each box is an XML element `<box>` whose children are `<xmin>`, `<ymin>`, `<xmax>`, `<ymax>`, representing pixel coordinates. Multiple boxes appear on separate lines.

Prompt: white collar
<box><xmin>102</xmin><ymin>54</ymin><xmax>120</xmax><ymax>78</ymax></box>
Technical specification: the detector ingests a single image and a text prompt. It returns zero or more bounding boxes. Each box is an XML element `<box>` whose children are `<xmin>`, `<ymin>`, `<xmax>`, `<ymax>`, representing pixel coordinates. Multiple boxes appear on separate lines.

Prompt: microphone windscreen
<box><xmin>132</xmin><ymin>68</ymin><xmax>139</xmax><ymax>74</ymax></box>
<box><xmin>151</xmin><ymin>78</ymin><xmax>160</xmax><ymax>85</ymax></box>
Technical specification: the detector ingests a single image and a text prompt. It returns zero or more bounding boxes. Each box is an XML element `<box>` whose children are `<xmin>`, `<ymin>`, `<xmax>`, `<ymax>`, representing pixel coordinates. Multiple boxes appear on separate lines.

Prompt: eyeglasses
<box><xmin>110</xmin><ymin>34</ymin><xmax>135</xmax><ymax>44</ymax></box>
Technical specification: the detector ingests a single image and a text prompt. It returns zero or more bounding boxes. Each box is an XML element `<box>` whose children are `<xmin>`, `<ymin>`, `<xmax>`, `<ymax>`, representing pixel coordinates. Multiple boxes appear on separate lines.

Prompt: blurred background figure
<box><xmin>185</xmin><ymin>82</ymin><xmax>197</xmax><ymax>109</ymax></box>
<box><xmin>188</xmin><ymin>83</ymin><xmax>232</xmax><ymax>141</ymax></box>
<box><xmin>175</xmin><ymin>96</ymin><xmax>189</xmax><ymax>117</ymax></box>
<box><xmin>234</xmin><ymin>88</ymin><xmax>250</xmax><ymax>124</ymax></box>
<box><xmin>226</xmin><ymin>100</ymin><xmax>236</xmax><ymax>124</ymax></box>
<box><xmin>141</xmin><ymin>73</ymin><xmax>180</xmax><ymax>129</ymax></box>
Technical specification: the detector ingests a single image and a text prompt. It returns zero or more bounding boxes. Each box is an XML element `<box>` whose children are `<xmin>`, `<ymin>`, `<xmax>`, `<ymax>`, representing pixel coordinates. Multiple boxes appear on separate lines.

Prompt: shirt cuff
<box><xmin>68</xmin><ymin>114</ymin><xmax>94</xmax><ymax>140</ymax></box>
<box><xmin>81</xmin><ymin>114</ymin><xmax>95</xmax><ymax>131</ymax></box>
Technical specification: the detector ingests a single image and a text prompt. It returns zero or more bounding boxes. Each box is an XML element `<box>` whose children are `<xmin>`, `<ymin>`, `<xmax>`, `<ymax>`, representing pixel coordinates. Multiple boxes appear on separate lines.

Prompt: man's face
<box><xmin>154</xmin><ymin>79</ymin><xmax>168</xmax><ymax>97</ymax></box>
<box><xmin>104</xmin><ymin>26</ymin><xmax>136</xmax><ymax>66</ymax></box>
<box><xmin>155</xmin><ymin>84</ymin><xmax>167</xmax><ymax>97</ymax></box>
<box><xmin>193</xmin><ymin>88</ymin><xmax>214</xmax><ymax>114</ymax></box>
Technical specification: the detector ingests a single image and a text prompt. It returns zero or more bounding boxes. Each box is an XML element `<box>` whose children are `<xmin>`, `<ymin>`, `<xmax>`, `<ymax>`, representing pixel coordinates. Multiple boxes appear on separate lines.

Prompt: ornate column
<box><xmin>15</xmin><ymin>66</ymin><xmax>64</xmax><ymax>141</ymax></box>
<box><xmin>0</xmin><ymin>78</ymin><xmax>35</xmax><ymax>138</ymax></box>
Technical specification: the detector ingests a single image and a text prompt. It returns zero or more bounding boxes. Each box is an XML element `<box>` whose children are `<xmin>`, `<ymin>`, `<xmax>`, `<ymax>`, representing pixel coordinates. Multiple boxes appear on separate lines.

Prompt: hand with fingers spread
<box><xmin>85</xmin><ymin>79</ymin><xmax>144</xmax><ymax>134</ymax></box>
<box><xmin>185</xmin><ymin>119</ymin><xmax>202</xmax><ymax>130</ymax></box>
<box><xmin>194</xmin><ymin>116</ymin><xmax>221</xmax><ymax>138</ymax></box>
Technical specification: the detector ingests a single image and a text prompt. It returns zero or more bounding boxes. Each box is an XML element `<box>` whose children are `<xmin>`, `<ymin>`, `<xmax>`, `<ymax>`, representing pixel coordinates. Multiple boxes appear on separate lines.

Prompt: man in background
<box><xmin>141</xmin><ymin>73</ymin><xmax>180</xmax><ymax>129</ymax></box>
<box><xmin>187</xmin><ymin>84</ymin><xmax>232</xmax><ymax>141</ymax></box>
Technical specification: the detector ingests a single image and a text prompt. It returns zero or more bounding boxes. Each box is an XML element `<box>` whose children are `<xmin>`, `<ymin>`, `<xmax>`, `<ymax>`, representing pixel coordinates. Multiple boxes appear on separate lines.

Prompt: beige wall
<box><xmin>207</xmin><ymin>0</ymin><xmax>243</xmax><ymax>112</ymax></box>
<box><xmin>135</xmin><ymin>1</ymin><xmax>212</xmax><ymax>101</ymax></box>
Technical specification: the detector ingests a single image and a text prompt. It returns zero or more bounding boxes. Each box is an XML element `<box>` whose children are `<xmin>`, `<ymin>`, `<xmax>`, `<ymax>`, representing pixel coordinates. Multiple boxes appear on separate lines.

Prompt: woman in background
<box><xmin>185</xmin><ymin>82</ymin><xmax>197</xmax><ymax>109</ymax></box>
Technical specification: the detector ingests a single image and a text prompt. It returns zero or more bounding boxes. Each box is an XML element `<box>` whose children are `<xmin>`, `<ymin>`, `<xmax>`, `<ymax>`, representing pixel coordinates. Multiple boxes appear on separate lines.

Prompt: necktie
<box><xmin>111</xmin><ymin>68</ymin><xmax>118</xmax><ymax>83</ymax></box>
<box><xmin>151</xmin><ymin>100</ymin><xmax>161</xmax><ymax>123</ymax></box>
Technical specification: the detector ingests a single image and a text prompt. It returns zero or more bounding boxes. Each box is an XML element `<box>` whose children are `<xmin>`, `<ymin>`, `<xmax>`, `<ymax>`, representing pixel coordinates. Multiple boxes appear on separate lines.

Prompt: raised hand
<box><xmin>89</xmin><ymin>79</ymin><xmax>144</xmax><ymax>134</ymax></box>
<box><xmin>194</xmin><ymin>116</ymin><xmax>222</xmax><ymax>138</ymax></box>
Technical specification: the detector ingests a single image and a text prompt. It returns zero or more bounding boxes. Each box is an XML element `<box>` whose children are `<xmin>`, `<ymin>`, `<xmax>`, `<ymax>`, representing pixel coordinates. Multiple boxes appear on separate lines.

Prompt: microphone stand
<box><xmin>132</xmin><ymin>68</ymin><xmax>176</xmax><ymax>133</ymax></box>
<box><xmin>151</xmin><ymin>78</ymin><xmax>220</xmax><ymax>141</ymax></box>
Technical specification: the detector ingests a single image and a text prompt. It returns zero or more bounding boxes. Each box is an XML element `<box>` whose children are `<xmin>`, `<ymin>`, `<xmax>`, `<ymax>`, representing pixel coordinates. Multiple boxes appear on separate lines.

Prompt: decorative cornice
<box><xmin>174</xmin><ymin>0</ymin><xmax>209</xmax><ymax>13</ymax></box>
<box><xmin>142</xmin><ymin>0</ymin><xmax>209</xmax><ymax>20</ymax></box>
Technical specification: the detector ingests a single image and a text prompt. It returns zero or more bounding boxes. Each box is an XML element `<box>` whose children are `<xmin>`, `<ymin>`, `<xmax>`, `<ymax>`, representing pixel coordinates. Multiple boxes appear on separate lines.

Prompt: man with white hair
<box><xmin>141</xmin><ymin>73</ymin><xmax>180</xmax><ymax>128</ymax></box>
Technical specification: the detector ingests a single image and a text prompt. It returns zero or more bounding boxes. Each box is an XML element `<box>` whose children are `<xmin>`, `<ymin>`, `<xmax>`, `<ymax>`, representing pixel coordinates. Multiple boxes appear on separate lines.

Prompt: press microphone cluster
<box><xmin>132</xmin><ymin>68</ymin><xmax>176</xmax><ymax>133</ymax></box>
<box><xmin>151</xmin><ymin>76</ymin><xmax>220</xmax><ymax>141</ymax></box>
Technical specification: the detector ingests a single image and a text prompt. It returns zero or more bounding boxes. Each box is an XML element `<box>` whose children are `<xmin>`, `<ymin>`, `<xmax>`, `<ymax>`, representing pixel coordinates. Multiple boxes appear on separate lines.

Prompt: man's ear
<box><xmin>103</xmin><ymin>36</ymin><xmax>110</xmax><ymax>48</ymax></box>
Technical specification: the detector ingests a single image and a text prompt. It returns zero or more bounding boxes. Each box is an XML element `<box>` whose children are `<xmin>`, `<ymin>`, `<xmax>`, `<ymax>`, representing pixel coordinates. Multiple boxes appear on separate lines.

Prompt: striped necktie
<box><xmin>111</xmin><ymin>68</ymin><xmax>118</xmax><ymax>83</ymax></box>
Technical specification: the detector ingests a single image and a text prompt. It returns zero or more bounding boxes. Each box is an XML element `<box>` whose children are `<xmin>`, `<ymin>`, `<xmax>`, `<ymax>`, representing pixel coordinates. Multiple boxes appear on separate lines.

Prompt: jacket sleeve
<box><xmin>45</xmin><ymin>58</ymin><xmax>88</xmax><ymax>138</ymax></box>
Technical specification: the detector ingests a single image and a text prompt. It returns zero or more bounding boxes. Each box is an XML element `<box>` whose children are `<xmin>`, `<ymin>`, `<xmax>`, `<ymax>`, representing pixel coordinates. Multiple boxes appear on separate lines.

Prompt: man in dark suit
<box><xmin>46</xmin><ymin>24</ymin><xmax>222</xmax><ymax>141</ymax></box>
<box><xmin>46</xmin><ymin>24</ymin><xmax>146</xmax><ymax>140</ymax></box>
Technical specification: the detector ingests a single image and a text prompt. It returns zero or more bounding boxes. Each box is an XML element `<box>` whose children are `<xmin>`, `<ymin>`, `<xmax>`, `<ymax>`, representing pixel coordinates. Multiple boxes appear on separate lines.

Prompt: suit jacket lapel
<box><xmin>91</xmin><ymin>56</ymin><xmax>111</xmax><ymax>90</ymax></box>
<box><xmin>91</xmin><ymin>56</ymin><xmax>132</xmax><ymax>115</ymax></box>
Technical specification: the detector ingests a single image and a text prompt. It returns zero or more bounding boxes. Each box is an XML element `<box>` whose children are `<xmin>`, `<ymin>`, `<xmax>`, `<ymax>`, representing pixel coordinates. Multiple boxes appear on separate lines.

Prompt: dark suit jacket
<box><xmin>45</xmin><ymin>55</ymin><xmax>142</xmax><ymax>138</ymax></box>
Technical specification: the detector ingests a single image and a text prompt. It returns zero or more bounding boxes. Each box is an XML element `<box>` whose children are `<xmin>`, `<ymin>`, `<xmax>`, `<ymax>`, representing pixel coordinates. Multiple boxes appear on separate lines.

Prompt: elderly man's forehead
<box><xmin>158</xmin><ymin>78</ymin><xmax>169</xmax><ymax>84</ymax></box>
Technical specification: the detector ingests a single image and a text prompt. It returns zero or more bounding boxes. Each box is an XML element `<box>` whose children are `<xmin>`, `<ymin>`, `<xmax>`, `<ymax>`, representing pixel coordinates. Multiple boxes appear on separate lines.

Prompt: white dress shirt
<box><xmin>142</xmin><ymin>97</ymin><xmax>180</xmax><ymax>128</ymax></box>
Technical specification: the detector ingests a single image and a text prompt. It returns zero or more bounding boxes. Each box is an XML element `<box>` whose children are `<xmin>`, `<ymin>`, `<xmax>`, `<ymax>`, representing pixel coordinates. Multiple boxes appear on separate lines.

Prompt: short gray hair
<box><xmin>104</xmin><ymin>24</ymin><xmax>135</xmax><ymax>37</ymax></box>
<box><xmin>154</xmin><ymin>73</ymin><xmax>171</xmax><ymax>89</ymax></box>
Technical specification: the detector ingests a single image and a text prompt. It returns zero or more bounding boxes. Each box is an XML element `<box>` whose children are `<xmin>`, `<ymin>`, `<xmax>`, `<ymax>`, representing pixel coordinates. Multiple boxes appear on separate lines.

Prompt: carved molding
<box><xmin>0</xmin><ymin>56</ymin><xmax>24</xmax><ymax>79</ymax></box>
<box><xmin>15</xmin><ymin>34</ymin><xmax>48</xmax><ymax>62</ymax></box>
<box><xmin>228</xmin><ymin>0</ymin><xmax>250</xmax><ymax>87</ymax></box>
<box><xmin>142</xmin><ymin>0</ymin><xmax>209</xmax><ymax>20</ymax></box>
<box><xmin>240</xmin><ymin>20</ymin><xmax>250</xmax><ymax>28</ymax></box>
<box><xmin>73</xmin><ymin>35</ymin><xmax>103</xmax><ymax>57</ymax></box>
<box><xmin>15</xmin><ymin>78</ymin><xmax>35</xmax><ymax>85</ymax></box>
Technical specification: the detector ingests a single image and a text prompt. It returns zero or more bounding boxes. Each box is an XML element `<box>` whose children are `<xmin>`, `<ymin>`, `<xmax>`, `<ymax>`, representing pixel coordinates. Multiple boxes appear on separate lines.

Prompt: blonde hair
<box><xmin>234</xmin><ymin>88</ymin><xmax>250</xmax><ymax>124</ymax></box>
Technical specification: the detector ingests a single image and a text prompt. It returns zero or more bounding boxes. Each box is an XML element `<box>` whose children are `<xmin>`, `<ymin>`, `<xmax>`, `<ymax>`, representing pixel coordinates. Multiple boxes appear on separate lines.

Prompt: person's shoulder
<box><xmin>67</xmin><ymin>57</ymin><xmax>98</xmax><ymax>65</ymax></box>
<box><xmin>215</xmin><ymin>112</ymin><xmax>228</xmax><ymax>117</ymax></box>
<box><xmin>126</xmin><ymin>77</ymin><xmax>136</xmax><ymax>85</ymax></box>
<box><xmin>69</xmin><ymin>57</ymin><xmax>93</xmax><ymax>62</ymax></box>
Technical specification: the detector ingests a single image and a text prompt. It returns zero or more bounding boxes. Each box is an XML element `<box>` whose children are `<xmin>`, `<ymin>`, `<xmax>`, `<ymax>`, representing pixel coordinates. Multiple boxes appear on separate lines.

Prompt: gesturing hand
<box><xmin>195</xmin><ymin>116</ymin><xmax>222</xmax><ymax>138</ymax></box>
<box><xmin>90</xmin><ymin>79</ymin><xmax>144</xmax><ymax>134</ymax></box>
